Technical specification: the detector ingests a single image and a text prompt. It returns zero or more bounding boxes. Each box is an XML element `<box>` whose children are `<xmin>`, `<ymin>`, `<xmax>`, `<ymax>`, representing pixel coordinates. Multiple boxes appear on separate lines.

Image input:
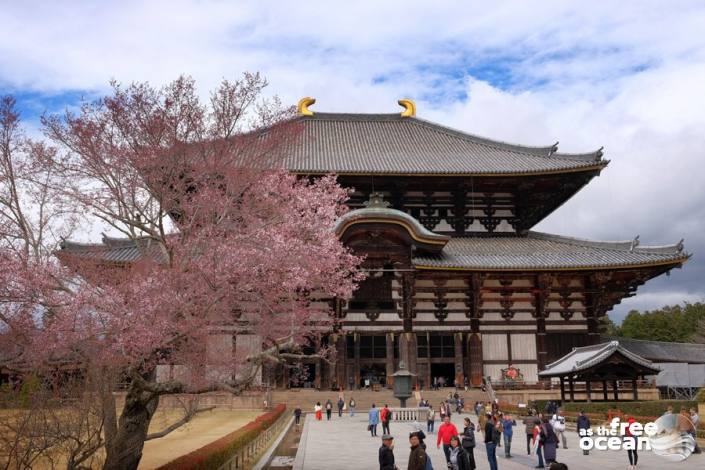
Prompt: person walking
<box><xmin>437</xmin><ymin>415</ymin><xmax>460</xmax><ymax>464</ymax></box>
<box><xmin>349</xmin><ymin>397</ymin><xmax>356</xmax><ymax>417</ymax></box>
<box><xmin>461</xmin><ymin>417</ymin><xmax>477</xmax><ymax>470</ymax></box>
<box><xmin>337</xmin><ymin>397</ymin><xmax>345</xmax><ymax>417</ymax></box>
<box><xmin>427</xmin><ymin>405</ymin><xmax>436</xmax><ymax>433</ymax></box>
<box><xmin>449</xmin><ymin>435</ymin><xmax>472</xmax><ymax>470</ymax></box>
<box><xmin>484</xmin><ymin>412</ymin><xmax>499</xmax><ymax>470</ymax></box>
<box><xmin>379</xmin><ymin>434</ymin><xmax>398</xmax><ymax>470</ymax></box>
<box><xmin>502</xmin><ymin>413</ymin><xmax>516</xmax><ymax>457</ymax></box>
<box><xmin>314</xmin><ymin>401</ymin><xmax>322</xmax><ymax>421</ymax></box>
<box><xmin>540</xmin><ymin>416</ymin><xmax>558</xmax><ymax>465</ymax></box>
<box><xmin>408</xmin><ymin>432</ymin><xmax>428</xmax><ymax>470</ymax></box>
<box><xmin>690</xmin><ymin>408</ymin><xmax>701</xmax><ymax>454</ymax></box>
<box><xmin>576</xmin><ymin>411</ymin><xmax>591</xmax><ymax>455</ymax></box>
<box><xmin>533</xmin><ymin>418</ymin><xmax>544</xmax><ymax>468</ymax></box>
<box><xmin>625</xmin><ymin>415</ymin><xmax>638</xmax><ymax>469</ymax></box>
<box><xmin>325</xmin><ymin>399</ymin><xmax>333</xmax><ymax>421</ymax></box>
<box><xmin>445</xmin><ymin>400</ymin><xmax>453</xmax><ymax>420</ymax></box>
<box><xmin>294</xmin><ymin>406</ymin><xmax>302</xmax><ymax>426</ymax></box>
<box><xmin>439</xmin><ymin>401</ymin><xmax>447</xmax><ymax>421</ymax></box>
<box><xmin>551</xmin><ymin>410</ymin><xmax>567</xmax><ymax>449</ymax></box>
<box><xmin>369</xmin><ymin>403</ymin><xmax>380</xmax><ymax>437</ymax></box>
<box><xmin>495</xmin><ymin>413</ymin><xmax>503</xmax><ymax>448</ymax></box>
<box><xmin>382</xmin><ymin>404</ymin><xmax>392</xmax><ymax>435</ymax></box>
<box><xmin>523</xmin><ymin>413</ymin><xmax>535</xmax><ymax>455</ymax></box>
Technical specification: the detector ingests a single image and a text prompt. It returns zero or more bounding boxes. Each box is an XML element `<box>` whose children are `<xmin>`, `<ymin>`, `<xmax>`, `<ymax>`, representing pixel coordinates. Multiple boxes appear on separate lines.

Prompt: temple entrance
<box><xmin>360</xmin><ymin>363</ymin><xmax>386</xmax><ymax>388</ymax></box>
<box><xmin>289</xmin><ymin>363</ymin><xmax>316</xmax><ymax>388</ymax></box>
<box><xmin>430</xmin><ymin>363</ymin><xmax>456</xmax><ymax>387</ymax></box>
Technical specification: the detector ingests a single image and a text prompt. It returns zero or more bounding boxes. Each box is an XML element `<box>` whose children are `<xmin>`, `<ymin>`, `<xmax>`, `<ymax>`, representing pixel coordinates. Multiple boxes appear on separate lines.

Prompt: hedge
<box><xmin>559</xmin><ymin>400</ymin><xmax>697</xmax><ymax>417</ymax></box>
<box><xmin>155</xmin><ymin>404</ymin><xmax>286</xmax><ymax>470</ymax></box>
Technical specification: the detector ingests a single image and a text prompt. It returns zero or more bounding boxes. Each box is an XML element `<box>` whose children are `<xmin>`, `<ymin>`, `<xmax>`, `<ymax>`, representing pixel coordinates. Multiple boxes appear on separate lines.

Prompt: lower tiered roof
<box><xmin>413</xmin><ymin>232</ymin><xmax>688</xmax><ymax>271</ymax></box>
<box><xmin>59</xmin><ymin>230</ymin><xmax>688</xmax><ymax>272</ymax></box>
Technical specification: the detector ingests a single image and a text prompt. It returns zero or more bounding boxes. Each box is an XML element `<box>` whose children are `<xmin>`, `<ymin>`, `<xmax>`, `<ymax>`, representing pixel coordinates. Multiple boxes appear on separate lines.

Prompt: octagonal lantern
<box><xmin>391</xmin><ymin>361</ymin><xmax>416</xmax><ymax>408</ymax></box>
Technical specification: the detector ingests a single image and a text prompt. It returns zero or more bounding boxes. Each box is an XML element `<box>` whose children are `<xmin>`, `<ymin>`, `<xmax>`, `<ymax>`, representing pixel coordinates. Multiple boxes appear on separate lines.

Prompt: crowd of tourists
<box><xmin>295</xmin><ymin>393</ymin><xmax>704</xmax><ymax>469</ymax></box>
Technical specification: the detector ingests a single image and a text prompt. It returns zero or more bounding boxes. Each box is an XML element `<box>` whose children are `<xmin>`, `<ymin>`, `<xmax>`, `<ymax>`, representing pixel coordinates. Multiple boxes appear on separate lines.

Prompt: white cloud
<box><xmin>2</xmin><ymin>0</ymin><xmax>705</xmax><ymax>320</ymax></box>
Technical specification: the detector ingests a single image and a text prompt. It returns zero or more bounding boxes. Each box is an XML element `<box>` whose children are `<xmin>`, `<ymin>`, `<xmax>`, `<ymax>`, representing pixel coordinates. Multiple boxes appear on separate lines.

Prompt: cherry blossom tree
<box><xmin>0</xmin><ymin>75</ymin><xmax>362</xmax><ymax>470</ymax></box>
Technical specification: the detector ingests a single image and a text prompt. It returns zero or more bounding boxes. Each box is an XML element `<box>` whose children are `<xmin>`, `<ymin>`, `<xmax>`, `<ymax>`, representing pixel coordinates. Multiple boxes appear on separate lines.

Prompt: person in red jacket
<box><xmin>436</xmin><ymin>415</ymin><xmax>459</xmax><ymax>464</ymax></box>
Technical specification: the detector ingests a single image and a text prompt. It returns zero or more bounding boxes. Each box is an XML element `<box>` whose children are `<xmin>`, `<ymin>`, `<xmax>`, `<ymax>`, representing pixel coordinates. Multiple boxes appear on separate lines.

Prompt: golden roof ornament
<box><xmin>297</xmin><ymin>97</ymin><xmax>316</xmax><ymax>116</ymax></box>
<box><xmin>398</xmin><ymin>98</ymin><xmax>416</xmax><ymax>117</ymax></box>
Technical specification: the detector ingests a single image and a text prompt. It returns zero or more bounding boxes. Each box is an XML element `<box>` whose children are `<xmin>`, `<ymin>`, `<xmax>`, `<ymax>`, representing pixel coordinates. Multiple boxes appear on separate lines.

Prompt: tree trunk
<box><xmin>102</xmin><ymin>384</ymin><xmax>159</xmax><ymax>470</ymax></box>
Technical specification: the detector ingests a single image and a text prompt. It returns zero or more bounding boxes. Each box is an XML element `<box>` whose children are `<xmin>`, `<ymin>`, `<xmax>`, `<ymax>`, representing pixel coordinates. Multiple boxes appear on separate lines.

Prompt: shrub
<box><xmin>156</xmin><ymin>404</ymin><xmax>286</xmax><ymax>470</ymax></box>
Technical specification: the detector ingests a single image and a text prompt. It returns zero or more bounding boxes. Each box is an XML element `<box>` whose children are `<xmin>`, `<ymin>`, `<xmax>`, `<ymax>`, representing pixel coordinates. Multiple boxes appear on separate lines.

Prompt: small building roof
<box><xmin>539</xmin><ymin>341</ymin><xmax>660</xmax><ymax>378</ymax></box>
<box><xmin>413</xmin><ymin>231</ymin><xmax>689</xmax><ymax>271</ymax></box>
<box><xmin>334</xmin><ymin>193</ymin><xmax>450</xmax><ymax>252</ymax></box>
<box><xmin>281</xmin><ymin>113</ymin><xmax>606</xmax><ymax>176</ymax></box>
<box><xmin>57</xmin><ymin>235</ymin><xmax>167</xmax><ymax>265</ymax></box>
<box><xmin>602</xmin><ymin>337</ymin><xmax>705</xmax><ymax>364</ymax></box>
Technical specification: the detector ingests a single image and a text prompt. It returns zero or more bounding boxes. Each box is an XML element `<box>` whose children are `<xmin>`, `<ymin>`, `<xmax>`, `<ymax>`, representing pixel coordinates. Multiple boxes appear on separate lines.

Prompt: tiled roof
<box><xmin>539</xmin><ymin>341</ymin><xmax>660</xmax><ymax>377</ymax></box>
<box><xmin>603</xmin><ymin>337</ymin><xmax>705</xmax><ymax>364</ymax></box>
<box><xmin>58</xmin><ymin>235</ymin><xmax>167</xmax><ymax>264</ymax></box>
<box><xmin>280</xmin><ymin>113</ymin><xmax>606</xmax><ymax>175</ymax></box>
<box><xmin>412</xmin><ymin>232</ymin><xmax>689</xmax><ymax>270</ymax></box>
<box><xmin>58</xmin><ymin>230</ymin><xmax>688</xmax><ymax>272</ymax></box>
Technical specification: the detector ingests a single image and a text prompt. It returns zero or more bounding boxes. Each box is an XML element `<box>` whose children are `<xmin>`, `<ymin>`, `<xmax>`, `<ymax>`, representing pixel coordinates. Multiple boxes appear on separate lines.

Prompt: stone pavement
<box><xmin>292</xmin><ymin>411</ymin><xmax>704</xmax><ymax>470</ymax></box>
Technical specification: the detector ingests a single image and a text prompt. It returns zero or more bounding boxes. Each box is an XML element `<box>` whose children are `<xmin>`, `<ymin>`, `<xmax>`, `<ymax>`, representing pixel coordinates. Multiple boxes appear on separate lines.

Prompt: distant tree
<box><xmin>616</xmin><ymin>303</ymin><xmax>705</xmax><ymax>342</ymax></box>
<box><xmin>694</xmin><ymin>317</ymin><xmax>705</xmax><ymax>344</ymax></box>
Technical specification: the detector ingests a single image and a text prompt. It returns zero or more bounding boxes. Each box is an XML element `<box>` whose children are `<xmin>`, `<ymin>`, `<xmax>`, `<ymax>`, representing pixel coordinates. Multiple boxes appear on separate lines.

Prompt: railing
<box><xmin>217</xmin><ymin>411</ymin><xmax>291</xmax><ymax>470</ymax></box>
<box><xmin>389</xmin><ymin>407</ymin><xmax>429</xmax><ymax>422</ymax></box>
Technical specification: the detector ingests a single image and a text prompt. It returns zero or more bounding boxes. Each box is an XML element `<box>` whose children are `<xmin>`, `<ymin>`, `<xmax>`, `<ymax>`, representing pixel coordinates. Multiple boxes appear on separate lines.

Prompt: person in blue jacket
<box><xmin>501</xmin><ymin>413</ymin><xmax>517</xmax><ymax>458</ymax></box>
<box><xmin>368</xmin><ymin>403</ymin><xmax>380</xmax><ymax>437</ymax></box>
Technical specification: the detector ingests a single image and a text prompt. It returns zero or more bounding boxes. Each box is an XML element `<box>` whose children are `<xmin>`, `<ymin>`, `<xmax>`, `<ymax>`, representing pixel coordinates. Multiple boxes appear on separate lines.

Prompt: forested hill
<box><xmin>602</xmin><ymin>302</ymin><xmax>705</xmax><ymax>343</ymax></box>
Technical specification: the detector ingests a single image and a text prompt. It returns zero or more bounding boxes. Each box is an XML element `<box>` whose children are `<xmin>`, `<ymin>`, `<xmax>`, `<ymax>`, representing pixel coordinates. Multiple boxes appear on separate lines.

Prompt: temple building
<box><xmin>59</xmin><ymin>98</ymin><xmax>690</xmax><ymax>390</ymax></box>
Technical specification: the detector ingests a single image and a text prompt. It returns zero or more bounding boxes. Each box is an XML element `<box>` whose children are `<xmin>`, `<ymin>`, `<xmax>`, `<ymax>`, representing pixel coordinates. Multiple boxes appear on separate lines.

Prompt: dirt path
<box><xmin>138</xmin><ymin>409</ymin><xmax>263</xmax><ymax>469</ymax></box>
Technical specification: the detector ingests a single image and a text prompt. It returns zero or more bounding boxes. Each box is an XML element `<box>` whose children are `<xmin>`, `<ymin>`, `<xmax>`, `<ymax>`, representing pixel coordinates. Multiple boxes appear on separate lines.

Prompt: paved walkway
<box><xmin>293</xmin><ymin>411</ymin><xmax>703</xmax><ymax>470</ymax></box>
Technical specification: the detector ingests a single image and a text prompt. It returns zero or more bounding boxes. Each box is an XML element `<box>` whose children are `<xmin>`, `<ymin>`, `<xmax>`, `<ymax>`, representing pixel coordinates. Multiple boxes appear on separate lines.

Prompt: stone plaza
<box><xmin>292</xmin><ymin>411</ymin><xmax>703</xmax><ymax>470</ymax></box>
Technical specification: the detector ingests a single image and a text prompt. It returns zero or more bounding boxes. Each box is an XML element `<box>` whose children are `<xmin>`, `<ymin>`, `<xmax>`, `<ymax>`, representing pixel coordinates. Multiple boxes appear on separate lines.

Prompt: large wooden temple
<box><xmin>59</xmin><ymin>98</ymin><xmax>689</xmax><ymax>390</ymax></box>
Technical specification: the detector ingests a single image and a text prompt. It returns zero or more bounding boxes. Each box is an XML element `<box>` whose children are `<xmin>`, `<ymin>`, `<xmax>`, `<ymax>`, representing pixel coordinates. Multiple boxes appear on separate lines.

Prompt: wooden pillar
<box><xmin>612</xmin><ymin>380</ymin><xmax>619</xmax><ymax>401</ymax></box>
<box><xmin>468</xmin><ymin>333</ymin><xmax>483</xmax><ymax>387</ymax></box>
<box><xmin>314</xmin><ymin>337</ymin><xmax>322</xmax><ymax>389</ymax></box>
<box><xmin>602</xmin><ymin>380</ymin><xmax>608</xmax><ymax>401</ymax></box>
<box><xmin>386</xmin><ymin>333</ymin><xmax>395</xmax><ymax>387</ymax></box>
<box><xmin>467</xmin><ymin>274</ymin><xmax>483</xmax><ymax>387</ymax></box>
<box><xmin>535</xmin><ymin>275</ymin><xmax>551</xmax><ymax>372</ymax></box>
<box><xmin>336</xmin><ymin>335</ymin><xmax>346</xmax><ymax>390</ymax></box>
<box><xmin>569</xmin><ymin>377</ymin><xmax>575</xmax><ymax>402</ymax></box>
<box><xmin>586</xmin><ymin>380</ymin><xmax>592</xmax><ymax>403</ymax></box>
<box><xmin>454</xmin><ymin>332</ymin><xmax>464</xmax><ymax>387</ymax></box>
<box><xmin>354</xmin><ymin>333</ymin><xmax>361</xmax><ymax>389</ymax></box>
<box><xmin>632</xmin><ymin>378</ymin><xmax>638</xmax><ymax>401</ymax></box>
<box><xmin>560</xmin><ymin>377</ymin><xmax>566</xmax><ymax>403</ymax></box>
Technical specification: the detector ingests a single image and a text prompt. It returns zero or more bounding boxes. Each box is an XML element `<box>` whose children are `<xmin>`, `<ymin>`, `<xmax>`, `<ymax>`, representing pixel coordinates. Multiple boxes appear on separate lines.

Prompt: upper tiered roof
<box><xmin>279</xmin><ymin>99</ymin><xmax>606</xmax><ymax>176</ymax></box>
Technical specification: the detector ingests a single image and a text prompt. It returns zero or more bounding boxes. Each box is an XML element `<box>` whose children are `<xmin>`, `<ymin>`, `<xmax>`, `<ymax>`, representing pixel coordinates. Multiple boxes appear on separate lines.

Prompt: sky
<box><xmin>2</xmin><ymin>0</ymin><xmax>704</xmax><ymax>322</ymax></box>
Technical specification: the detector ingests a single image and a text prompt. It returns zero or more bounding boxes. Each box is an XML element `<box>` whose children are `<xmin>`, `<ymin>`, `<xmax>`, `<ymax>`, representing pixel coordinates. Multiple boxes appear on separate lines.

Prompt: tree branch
<box><xmin>144</xmin><ymin>406</ymin><xmax>215</xmax><ymax>441</ymax></box>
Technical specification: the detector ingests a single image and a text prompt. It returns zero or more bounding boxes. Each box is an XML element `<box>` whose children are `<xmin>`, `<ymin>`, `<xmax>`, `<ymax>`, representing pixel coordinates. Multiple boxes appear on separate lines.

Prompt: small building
<box><xmin>607</xmin><ymin>337</ymin><xmax>705</xmax><ymax>400</ymax></box>
<box><xmin>538</xmin><ymin>341</ymin><xmax>660</xmax><ymax>401</ymax></box>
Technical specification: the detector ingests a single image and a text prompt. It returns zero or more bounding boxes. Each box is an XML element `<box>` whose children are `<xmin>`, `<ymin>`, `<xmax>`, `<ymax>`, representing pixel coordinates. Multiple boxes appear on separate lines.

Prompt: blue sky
<box><xmin>2</xmin><ymin>0</ymin><xmax>705</xmax><ymax>322</ymax></box>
